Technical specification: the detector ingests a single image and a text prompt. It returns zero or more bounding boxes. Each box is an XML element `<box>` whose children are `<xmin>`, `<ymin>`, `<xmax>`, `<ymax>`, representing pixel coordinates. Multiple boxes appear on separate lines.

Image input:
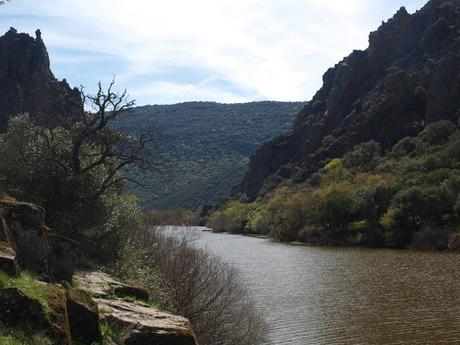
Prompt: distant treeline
<box><xmin>208</xmin><ymin>120</ymin><xmax>460</xmax><ymax>250</ymax></box>
<box><xmin>143</xmin><ymin>209</ymin><xmax>199</xmax><ymax>226</ymax></box>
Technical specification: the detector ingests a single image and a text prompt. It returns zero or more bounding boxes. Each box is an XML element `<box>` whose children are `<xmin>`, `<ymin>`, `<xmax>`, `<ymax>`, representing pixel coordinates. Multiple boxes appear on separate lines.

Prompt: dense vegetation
<box><xmin>0</xmin><ymin>82</ymin><xmax>268</xmax><ymax>344</ymax></box>
<box><xmin>0</xmin><ymin>81</ymin><xmax>149</xmax><ymax>263</ymax></box>
<box><xmin>115</xmin><ymin>101</ymin><xmax>303</xmax><ymax>210</ymax></box>
<box><xmin>209</xmin><ymin>120</ymin><xmax>460</xmax><ymax>250</ymax></box>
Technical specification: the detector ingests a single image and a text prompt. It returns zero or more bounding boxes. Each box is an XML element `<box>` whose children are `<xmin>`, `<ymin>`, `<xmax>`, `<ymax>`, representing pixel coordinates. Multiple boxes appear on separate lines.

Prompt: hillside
<box><xmin>116</xmin><ymin>101</ymin><xmax>303</xmax><ymax>210</ymax></box>
<box><xmin>236</xmin><ymin>0</ymin><xmax>460</xmax><ymax>201</ymax></box>
<box><xmin>210</xmin><ymin>0</ymin><xmax>460</xmax><ymax>249</ymax></box>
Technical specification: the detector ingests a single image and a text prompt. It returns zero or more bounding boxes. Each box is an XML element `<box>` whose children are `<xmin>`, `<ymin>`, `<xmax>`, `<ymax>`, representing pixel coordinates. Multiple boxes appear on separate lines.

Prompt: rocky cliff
<box><xmin>0</xmin><ymin>28</ymin><xmax>82</xmax><ymax>131</ymax></box>
<box><xmin>238</xmin><ymin>0</ymin><xmax>460</xmax><ymax>200</ymax></box>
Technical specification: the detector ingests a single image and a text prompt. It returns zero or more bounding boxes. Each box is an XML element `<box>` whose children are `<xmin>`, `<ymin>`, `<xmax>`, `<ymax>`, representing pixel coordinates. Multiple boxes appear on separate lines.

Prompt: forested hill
<box><xmin>115</xmin><ymin>101</ymin><xmax>303</xmax><ymax>210</ymax></box>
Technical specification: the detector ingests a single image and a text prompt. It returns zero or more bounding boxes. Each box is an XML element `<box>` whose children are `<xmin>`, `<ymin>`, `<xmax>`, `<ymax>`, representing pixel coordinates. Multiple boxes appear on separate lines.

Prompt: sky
<box><xmin>0</xmin><ymin>0</ymin><xmax>428</xmax><ymax>106</ymax></box>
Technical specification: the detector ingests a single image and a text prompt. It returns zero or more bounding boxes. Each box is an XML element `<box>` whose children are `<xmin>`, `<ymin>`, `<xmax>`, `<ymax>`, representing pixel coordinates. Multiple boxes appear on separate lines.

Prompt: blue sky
<box><xmin>0</xmin><ymin>0</ymin><xmax>428</xmax><ymax>106</ymax></box>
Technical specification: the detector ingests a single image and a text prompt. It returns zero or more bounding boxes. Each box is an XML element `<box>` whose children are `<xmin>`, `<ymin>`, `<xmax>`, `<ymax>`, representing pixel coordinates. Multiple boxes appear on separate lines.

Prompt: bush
<box><xmin>297</xmin><ymin>226</ymin><xmax>321</xmax><ymax>243</ymax></box>
<box><xmin>207</xmin><ymin>202</ymin><xmax>253</xmax><ymax>233</ymax></box>
<box><xmin>143</xmin><ymin>209</ymin><xmax>199</xmax><ymax>227</ymax></box>
<box><xmin>410</xmin><ymin>227</ymin><xmax>450</xmax><ymax>250</ymax></box>
<box><xmin>343</xmin><ymin>140</ymin><xmax>382</xmax><ymax>172</ymax></box>
<box><xmin>447</xmin><ymin>232</ymin><xmax>460</xmax><ymax>251</ymax></box>
<box><xmin>114</xmin><ymin>226</ymin><xmax>268</xmax><ymax>345</ymax></box>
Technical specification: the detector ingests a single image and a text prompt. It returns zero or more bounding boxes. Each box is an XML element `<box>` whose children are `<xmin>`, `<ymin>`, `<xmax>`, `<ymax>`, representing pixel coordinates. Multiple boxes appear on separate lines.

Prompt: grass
<box><xmin>0</xmin><ymin>271</ymin><xmax>50</xmax><ymax>312</ymax></box>
<box><xmin>101</xmin><ymin>323</ymin><xmax>124</xmax><ymax>345</ymax></box>
<box><xmin>0</xmin><ymin>329</ymin><xmax>52</xmax><ymax>345</ymax></box>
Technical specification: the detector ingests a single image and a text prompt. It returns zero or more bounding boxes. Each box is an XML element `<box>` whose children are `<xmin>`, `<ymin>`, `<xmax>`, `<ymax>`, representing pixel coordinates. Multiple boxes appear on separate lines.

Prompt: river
<box><xmin>188</xmin><ymin>227</ymin><xmax>460</xmax><ymax>345</ymax></box>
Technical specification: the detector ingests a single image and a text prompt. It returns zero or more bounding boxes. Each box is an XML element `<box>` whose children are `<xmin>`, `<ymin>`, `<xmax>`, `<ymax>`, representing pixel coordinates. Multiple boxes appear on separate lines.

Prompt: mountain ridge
<box><xmin>237</xmin><ymin>0</ymin><xmax>460</xmax><ymax>201</ymax></box>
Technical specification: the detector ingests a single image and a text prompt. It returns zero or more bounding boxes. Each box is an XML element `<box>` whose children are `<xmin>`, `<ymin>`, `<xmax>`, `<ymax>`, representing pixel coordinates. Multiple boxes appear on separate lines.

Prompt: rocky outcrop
<box><xmin>75</xmin><ymin>270</ymin><xmax>198</xmax><ymax>345</ymax></box>
<box><xmin>238</xmin><ymin>0</ymin><xmax>460</xmax><ymax>200</ymax></box>
<box><xmin>0</xmin><ymin>242</ymin><xmax>18</xmax><ymax>277</ymax></box>
<box><xmin>0</xmin><ymin>28</ymin><xmax>83</xmax><ymax>131</ymax></box>
<box><xmin>65</xmin><ymin>284</ymin><xmax>102</xmax><ymax>344</ymax></box>
<box><xmin>0</xmin><ymin>281</ymin><xmax>94</xmax><ymax>345</ymax></box>
<box><xmin>74</xmin><ymin>271</ymin><xmax>150</xmax><ymax>301</ymax></box>
<box><xmin>0</xmin><ymin>195</ymin><xmax>80</xmax><ymax>282</ymax></box>
<box><xmin>97</xmin><ymin>298</ymin><xmax>197</xmax><ymax>345</ymax></box>
<box><xmin>0</xmin><ymin>288</ymin><xmax>48</xmax><ymax>328</ymax></box>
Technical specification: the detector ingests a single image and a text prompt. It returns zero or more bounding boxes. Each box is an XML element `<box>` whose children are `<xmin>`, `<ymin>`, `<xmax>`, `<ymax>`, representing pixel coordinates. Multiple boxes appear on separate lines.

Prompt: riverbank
<box><xmin>206</xmin><ymin>226</ymin><xmax>460</xmax><ymax>252</ymax></box>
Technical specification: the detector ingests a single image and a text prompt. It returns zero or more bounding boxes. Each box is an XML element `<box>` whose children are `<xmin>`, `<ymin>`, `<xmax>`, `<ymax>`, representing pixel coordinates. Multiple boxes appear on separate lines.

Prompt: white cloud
<box><xmin>0</xmin><ymin>0</ymin><xmax>428</xmax><ymax>104</ymax></box>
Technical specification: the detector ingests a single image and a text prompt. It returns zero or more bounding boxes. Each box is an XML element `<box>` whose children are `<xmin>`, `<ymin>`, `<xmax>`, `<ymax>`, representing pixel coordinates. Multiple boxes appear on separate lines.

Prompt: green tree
<box><xmin>0</xmin><ymin>82</ymin><xmax>156</xmax><ymax>261</ymax></box>
<box><xmin>343</xmin><ymin>141</ymin><xmax>382</xmax><ymax>172</ymax></box>
<box><xmin>388</xmin><ymin>186</ymin><xmax>445</xmax><ymax>245</ymax></box>
<box><xmin>312</xmin><ymin>183</ymin><xmax>356</xmax><ymax>232</ymax></box>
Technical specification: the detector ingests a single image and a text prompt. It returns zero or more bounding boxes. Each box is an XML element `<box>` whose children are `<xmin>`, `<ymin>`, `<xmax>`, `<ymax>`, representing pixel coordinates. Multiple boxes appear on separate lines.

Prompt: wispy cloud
<box><xmin>0</xmin><ymin>0</ymin><xmax>428</xmax><ymax>105</ymax></box>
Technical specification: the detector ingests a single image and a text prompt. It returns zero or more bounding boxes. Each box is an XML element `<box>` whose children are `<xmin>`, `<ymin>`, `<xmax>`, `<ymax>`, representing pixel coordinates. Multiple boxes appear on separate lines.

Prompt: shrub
<box><xmin>123</xmin><ymin>226</ymin><xmax>268</xmax><ymax>345</ymax></box>
<box><xmin>343</xmin><ymin>140</ymin><xmax>382</xmax><ymax>172</ymax></box>
<box><xmin>207</xmin><ymin>202</ymin><xmax>254</xmax><ymax>233</ymax></box>
<box><xmin>410</xmin><ymin>227</ymin><xmax>450</xmax><ymax>250</ymax></box>
<box><xmin>297</xmin><ymin>226</ymin><xmax>321</xmax><ymax>243</ymax></box>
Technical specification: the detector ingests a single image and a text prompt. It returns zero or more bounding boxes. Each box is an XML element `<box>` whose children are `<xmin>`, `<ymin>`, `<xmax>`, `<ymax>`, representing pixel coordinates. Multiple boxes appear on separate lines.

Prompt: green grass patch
<box><xmin>0</xmin><ymin>329</ymin><xmax>52</xmax><ymax>345</ymax></box>
<box><xmin>0</xmin><ymin>271</ymin><xmax>50</xmax><ymax>312</ymax></box>
<box><xmin>101</xmin><ymin>323</ymin><xmax>124</xmax><ymax>345</ymax></box>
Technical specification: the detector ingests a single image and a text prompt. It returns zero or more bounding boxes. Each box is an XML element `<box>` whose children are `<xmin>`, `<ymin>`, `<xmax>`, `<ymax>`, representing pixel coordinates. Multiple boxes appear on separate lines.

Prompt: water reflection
<box><xmin>188</xmin><ymin>228</ymin><xmax>460</xmax><ymax>345</ymax></box>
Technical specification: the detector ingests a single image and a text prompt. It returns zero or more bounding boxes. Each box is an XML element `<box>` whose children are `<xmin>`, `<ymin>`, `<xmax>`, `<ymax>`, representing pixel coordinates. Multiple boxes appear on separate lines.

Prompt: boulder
<box><xmin>48</xmin><ymin>234</ymin><xmax>80</xmax><ymax>282</ymax></box>
<box><xmin>65</xmin><ymin>284</ymin><xmax>102</xmax><ymax>345</ymax></box>
<box><xmin>96</xmin><ymin>298</ymin><xmax>197</xmax><ymax>345</ymax></box>
<box><xmin>0</xmin><ymin>288</ymin><xmax>47</xmax><ymax>328</ymax></box>
<box><xmin>44</xmin><ymin>284</ymin><xmax>72</xmax><ymax>345</ymax></box>
<box><xmin>0</xmin><ymin>284</ymin><xmax>72</xmax><ymax>345</ymax></box>
<box><xmin>0</xmin><ymin>242</ymin><xmax>19</xmax><ymax>277</ymax></box>
<box><xmin>0</xmin><ymin>197</ymin><xmax>49</xmax><ymax>275</ymax></box>
<box><xmin>0</xmin><ymin>196</ymin><xmax>80</xmax><ymax>282</ymax></box>
<box><xmin>74</xmin><ymin>271</ymin><xmax>150</xmax><ymax>301</ymax></box>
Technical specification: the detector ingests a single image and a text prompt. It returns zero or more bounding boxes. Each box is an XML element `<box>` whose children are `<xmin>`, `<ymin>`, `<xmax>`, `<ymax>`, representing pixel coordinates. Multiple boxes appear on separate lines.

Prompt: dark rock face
<box><xmin>65</xmin><ymin>284</ymin><xmax>102</xmax><ymax>345</ymax></box>
<box><xmin>45</xmin><ymin>284</ymin><xmax>73</xmax><ymax>345</ymax></box>
<box><xmin>0</xmin><ymin>196</ymin><xmax>80</xmax><ymax>282</ymax></box>
<box><xmin>0</xmin><ymin>28</ymin><xmax>82</xmax><ymax>131</ymax></box>
<box><xmin>0</xmin><ymin>242</ymin><xmax>19</xmax><ymax>277</ymax></box>
<box><xmin>239</xmin><ymin>0</ymin><xmax>460</xmax><ymax>200</ymax></box>
<box><xmin>0</xmin><ymin>288</ymin><xmax>47</xmax><ymax>327</ymax></box>
<box><xmin>48</xmin><ymin>234</ymin><xmax>81</xmax><ymax>282</ymax></box>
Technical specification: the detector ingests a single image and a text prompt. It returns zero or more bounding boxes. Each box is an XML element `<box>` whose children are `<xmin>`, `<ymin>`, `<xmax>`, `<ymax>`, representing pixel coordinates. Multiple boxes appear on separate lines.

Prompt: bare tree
<box><xmin>113</xmin><ymin>226</ymin><xmax>269</xmax><ymax>345</ymax></box>
<box><xmin>67</xmin><ymin>80</ymin><xmax>159</xmax><ymax>201</ymax></box>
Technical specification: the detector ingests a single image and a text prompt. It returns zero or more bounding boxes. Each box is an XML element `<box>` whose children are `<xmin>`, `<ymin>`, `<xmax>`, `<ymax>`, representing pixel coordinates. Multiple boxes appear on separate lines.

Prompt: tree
<box><xmin>311</xmin><ymin>183</ymin><xmax>356</xmax><ymax>232</ymax></box>
<box><xmin>385</xmin><ymin>186</ymin><xmax>445</xmax><ymax>245</ymax></box>
<box><xmin>68</xmin><ymin>81</ymin><xmax>158</xmax><ymax>202</ymax></box>
<box><xmin>0</xmin><ymin>81</ymin><xmax>157</xmax><ymax>260</ymax></box>
<box><xmin>343</xmin><ymin>141</ymin><xmax>382</xmax><ymax>172</ymax></box>
<box><xmin>0</xmin><ymin>1</ymin><xmax>10</xmax><ymax>5</ymax></box>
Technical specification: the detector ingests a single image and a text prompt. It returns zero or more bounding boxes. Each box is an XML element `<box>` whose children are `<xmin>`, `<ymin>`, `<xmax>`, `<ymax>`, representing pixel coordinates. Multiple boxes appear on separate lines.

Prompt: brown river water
<box><xmin>186</xmin><ymin>227</ymin><xmax>460</xmax><ymax>345</ymax></box>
